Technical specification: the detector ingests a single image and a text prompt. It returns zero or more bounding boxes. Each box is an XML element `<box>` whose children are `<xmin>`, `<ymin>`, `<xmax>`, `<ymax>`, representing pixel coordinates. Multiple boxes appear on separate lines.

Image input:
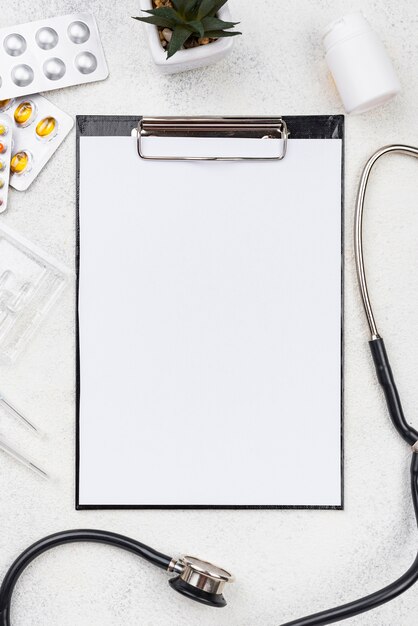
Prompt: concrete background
<box><xmin>1</xmin><ymin>0</ymin><xmax>418</xmax><ymax>624</ymax></box>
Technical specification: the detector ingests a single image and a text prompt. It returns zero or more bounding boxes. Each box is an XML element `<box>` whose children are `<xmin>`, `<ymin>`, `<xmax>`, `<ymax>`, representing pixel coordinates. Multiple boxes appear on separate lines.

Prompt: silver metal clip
<box><xmin>137</xmin><ymin>116</ymin><xmax>288</xmax><ymax>161</ymax></box>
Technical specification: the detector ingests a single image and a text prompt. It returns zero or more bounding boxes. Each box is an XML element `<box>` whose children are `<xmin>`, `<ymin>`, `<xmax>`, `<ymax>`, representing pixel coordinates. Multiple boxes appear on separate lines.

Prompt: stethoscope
<box><xmin>1</xmin><ymin>145</ymin><xmax>418</xmax><ymax>626</ymax></box>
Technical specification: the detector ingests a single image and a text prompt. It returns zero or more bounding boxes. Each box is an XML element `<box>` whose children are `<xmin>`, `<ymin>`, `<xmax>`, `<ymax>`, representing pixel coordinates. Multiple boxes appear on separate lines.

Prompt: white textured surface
<box><xmin>0</xmin><ymin>0</ymin><xmax>417</xmax><ymax>624</ymax></box>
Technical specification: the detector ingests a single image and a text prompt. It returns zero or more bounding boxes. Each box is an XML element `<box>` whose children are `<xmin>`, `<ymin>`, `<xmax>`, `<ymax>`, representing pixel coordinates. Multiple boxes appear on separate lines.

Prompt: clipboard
<box><xmin>76</xmin><ymin>115</ymin><xmax>344</xmax><ymax>510</ymax></box>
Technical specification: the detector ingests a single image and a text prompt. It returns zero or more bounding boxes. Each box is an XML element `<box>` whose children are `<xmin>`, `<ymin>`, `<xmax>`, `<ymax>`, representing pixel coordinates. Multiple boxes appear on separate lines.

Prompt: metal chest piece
<box><xmin>168</xmin><ymin>555</ymin><xmax>233</xmax><ymax>608</ymax></box>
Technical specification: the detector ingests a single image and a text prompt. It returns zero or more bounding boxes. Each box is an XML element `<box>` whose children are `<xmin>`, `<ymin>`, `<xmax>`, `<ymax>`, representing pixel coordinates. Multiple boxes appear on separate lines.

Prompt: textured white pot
<box><xmin>138</xmin><ymin>0</ymin><xmax>236</xmax><ymax>74</ymax></box>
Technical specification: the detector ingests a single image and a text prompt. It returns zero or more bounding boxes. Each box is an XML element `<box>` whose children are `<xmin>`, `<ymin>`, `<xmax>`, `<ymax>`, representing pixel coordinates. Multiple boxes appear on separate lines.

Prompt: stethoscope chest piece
<box><xmin>168</xmin><ymin>555</ymin><xmax>234</xmax><ymax>608</ymax></box>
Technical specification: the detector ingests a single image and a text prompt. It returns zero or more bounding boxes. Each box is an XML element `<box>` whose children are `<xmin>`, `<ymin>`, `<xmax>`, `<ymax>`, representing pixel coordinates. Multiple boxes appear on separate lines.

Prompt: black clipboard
<box><xmin>76</xmin><ymin>115</ymin><xmax>344</xmax><ymax>510</ymax></box>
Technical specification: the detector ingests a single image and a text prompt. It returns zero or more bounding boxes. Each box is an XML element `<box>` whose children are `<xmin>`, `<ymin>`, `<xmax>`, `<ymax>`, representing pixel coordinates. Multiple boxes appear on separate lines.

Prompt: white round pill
<box><xmin>67</xmin><ymin>21</ymin><xmax>90</xmax><ymax>44</ymax></box>
<box><xmin>75</xmin><ymin>51</ymin><xmax>97</xmax><ymax>74</ymax></box>
<box><xmin>36</xmin><ymin>27</ymin><xmax>59</xmax><ymax>50</ymax></box>
<box><xmin>4</xmin><ymin>33</ymin><xmax>27</xmax><ymax>57</ymax></box>
<box><xmin>43</xmin><ymin>57</ymin><xmax>66</xmax><ymax>80</ymax></box>
<box><xmin>11</xmin><ymin>64</ymin><xmax>34</xmax><ymax>87</ymax></box>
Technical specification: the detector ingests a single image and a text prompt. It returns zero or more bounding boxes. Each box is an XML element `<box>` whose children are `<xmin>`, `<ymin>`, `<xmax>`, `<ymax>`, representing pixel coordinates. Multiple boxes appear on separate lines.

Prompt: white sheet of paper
<box><xmin>78</xmin><ymin>135</ymin><xmax>342</xmax><ymax>507</ymax></box>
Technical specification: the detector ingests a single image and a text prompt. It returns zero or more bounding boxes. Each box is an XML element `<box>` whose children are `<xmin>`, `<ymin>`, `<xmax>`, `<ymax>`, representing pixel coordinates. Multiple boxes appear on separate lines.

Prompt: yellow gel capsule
<box><xmin>0</xmin><ymin>99</ymin><xmax>12</xmax><ymax>111</ymax></box>
<box><xmin>0</xmin><ymin>161</ymin><xmax>4</xmax><ymax>171</ymax></box>
<box><xmin>36</xmin><ymin>116</ymin><xmax>57</xmax><ymax>138</ymax></box>
<box><xmin>0</xmin><ymin>178</ymin><xmax>4</xmax><ymax>189</ymax></box>
<box><xmin>11</xmin><ymin>151</ymin><xmax>29</xmax><ymax>174</ymax></box>
<box><xmin>14</xmin><ymin>101</ymin><xmax>33</xmax><ymax>126</ymax></box>
<box><xmin>0</xmin><ymin>125</ymin><xmax>7</xmax><ymax>136</ymax></box>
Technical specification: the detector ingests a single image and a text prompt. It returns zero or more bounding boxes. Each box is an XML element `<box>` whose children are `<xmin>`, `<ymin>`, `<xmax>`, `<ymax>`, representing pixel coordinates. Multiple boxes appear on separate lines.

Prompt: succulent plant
<box><xmin>133</xmin><ymin>0</ymin><xmax>241</xmax><ymax>59</ymax></box>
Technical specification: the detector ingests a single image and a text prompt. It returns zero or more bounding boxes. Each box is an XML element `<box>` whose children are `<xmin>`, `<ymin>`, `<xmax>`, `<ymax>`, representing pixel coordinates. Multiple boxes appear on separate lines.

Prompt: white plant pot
<box><xmin>138</xmin><ymin>0</ymin><xmax>236</xmax><ymax>74</ymax></box>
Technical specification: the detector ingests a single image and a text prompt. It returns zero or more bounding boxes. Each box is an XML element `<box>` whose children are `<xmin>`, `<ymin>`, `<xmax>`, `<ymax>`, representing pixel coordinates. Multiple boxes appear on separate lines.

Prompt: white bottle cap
<box><xmin>323</xmin><ymin>13</ymin><xmax>371</xmax><ymax>53</ymax></box>
<box><xmin>322</xmin><ymin>13</ymin><xmax>401</xmax><ymax>114</ymax></box>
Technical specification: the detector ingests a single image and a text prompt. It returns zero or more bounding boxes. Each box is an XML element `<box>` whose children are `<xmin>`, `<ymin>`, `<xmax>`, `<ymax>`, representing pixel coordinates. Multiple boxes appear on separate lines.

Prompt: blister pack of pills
<box><xmin>0</xmin><ymin>114</ymin><xmax>12</xmax><ymax>212</ymax></box>
<box><xmin>0</xmin><ymin>223</ymin><xmax>70</xmax><ymax>363</ymax></box>
<box><xmin>0</xmin><ymin>13</ymin><xmax>108</xmax><ymax>100</ymax></box>
<box><xmin>0</xmin><ymin>95</ymin><xmax>74</xmax><ymax>191</ymax></box>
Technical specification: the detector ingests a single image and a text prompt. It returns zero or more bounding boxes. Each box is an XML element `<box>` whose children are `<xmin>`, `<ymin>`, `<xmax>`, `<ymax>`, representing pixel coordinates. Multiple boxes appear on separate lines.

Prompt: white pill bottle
<box><xmin>323</xmin><ymin>13</ymin><xmax>401</xmax><ymax>114</ymax></box>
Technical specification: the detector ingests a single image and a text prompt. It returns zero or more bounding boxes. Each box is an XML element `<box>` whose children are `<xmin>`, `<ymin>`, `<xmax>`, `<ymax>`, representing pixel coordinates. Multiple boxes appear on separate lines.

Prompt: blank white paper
<box><xmin>78</xmin><ymin>135</ymin><xmax>342</xmax><ymax>507</ymax></box>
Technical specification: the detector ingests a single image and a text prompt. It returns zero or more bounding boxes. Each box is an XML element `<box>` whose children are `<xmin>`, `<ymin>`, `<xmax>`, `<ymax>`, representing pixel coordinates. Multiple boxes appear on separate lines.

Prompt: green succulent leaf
<box><xmin>201</xmin><ymin>16</ymin><xmax>239</xmax><ymax>31</ymax></box>
<box><xmin>143</xmin><ymin>7</ymin><xmax>184</xmax><ymax>24</ymax></box>
<box><xmin>171</xmin><ymin>0</ymin><xmax>189</xmax><ymax>13</ymax></box>
<box><xmin>196</xmin><ymin>0</ymin><xmax>214</xmax><ymax>18</ymax></box>
<box><xmin>132</xmin><ymin>15</ymin><xmax>175</xmax><ymax>29</ymax></box>
<box><xmin>215</xmin><ymin>0</ymin><xmax>230</xmax><ymax>12</ymax></box>
<box><xmin>167</xmin><ymin>24</ymin><xmax>192</xmax><ymax>58</ymax></box>
<box><xmin>208</xmin><ymin>0</ymin><xmax>230</xmax><ymax>17</ymax></box>
<box><xmin>185</xmin><ymin>20</ymin><xmax>205</xmax><ymax>37</ymax></box>
<box><xmin>178</xmin><ymin>0</ymin><xmax>196</xmax><ymax>19</ymax></box>
<box><xmin>197</xmin><ymin>0</ymin><xmax>228</xmax><ymax>19</ymax></box>
<box><xmin>203</xmin><ymin>29</ymin><xmax>242</xmax><ymax>37</ymax></box>
<box><xmin>134</xmin><ymin>0</ymin><xmax>242</xmax><ymax>59</ymax></box>
<box><xmin>185</xmin><ymin>0</ymin><xmax>200</xmax><ymax>15</ymax></box>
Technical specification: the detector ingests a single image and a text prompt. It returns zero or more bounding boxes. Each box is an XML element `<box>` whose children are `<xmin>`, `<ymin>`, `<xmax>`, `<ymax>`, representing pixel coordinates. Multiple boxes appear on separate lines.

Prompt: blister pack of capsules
<box><xmin>0</xmin><ymin>95</ymin><xmax>74</xmax><ymax>191</ymax></box>
<box><xmin>0</xmin><ymin>115</ymin><xmax>12</xmax><ymax>212</ymax></box>
<box><xmin>0</xmin><ymin>223</ymin><xmax>70</xmax><ymax>363</ymax></box>
<box><xmin>0</xmin><ymin>13</ymin><xmax>108</xmax><ymax>100</ymax></box>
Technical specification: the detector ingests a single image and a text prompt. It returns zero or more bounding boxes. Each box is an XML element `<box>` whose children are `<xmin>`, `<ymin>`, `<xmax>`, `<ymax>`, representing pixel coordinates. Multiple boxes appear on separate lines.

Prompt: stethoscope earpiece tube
<box><xmin>355</xmin><ymin>143</ymin><xmax>418</xmax><ymax>447</ymax></box>
<box><xmin>369</xmin><ymin>337</ymin><xmax>418</xmax><ymax>446</ymax></box>
<box><xmin>354</xmin><ymin>144</ymin><xmax>418</xmax><ymax>340</ymax></box>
